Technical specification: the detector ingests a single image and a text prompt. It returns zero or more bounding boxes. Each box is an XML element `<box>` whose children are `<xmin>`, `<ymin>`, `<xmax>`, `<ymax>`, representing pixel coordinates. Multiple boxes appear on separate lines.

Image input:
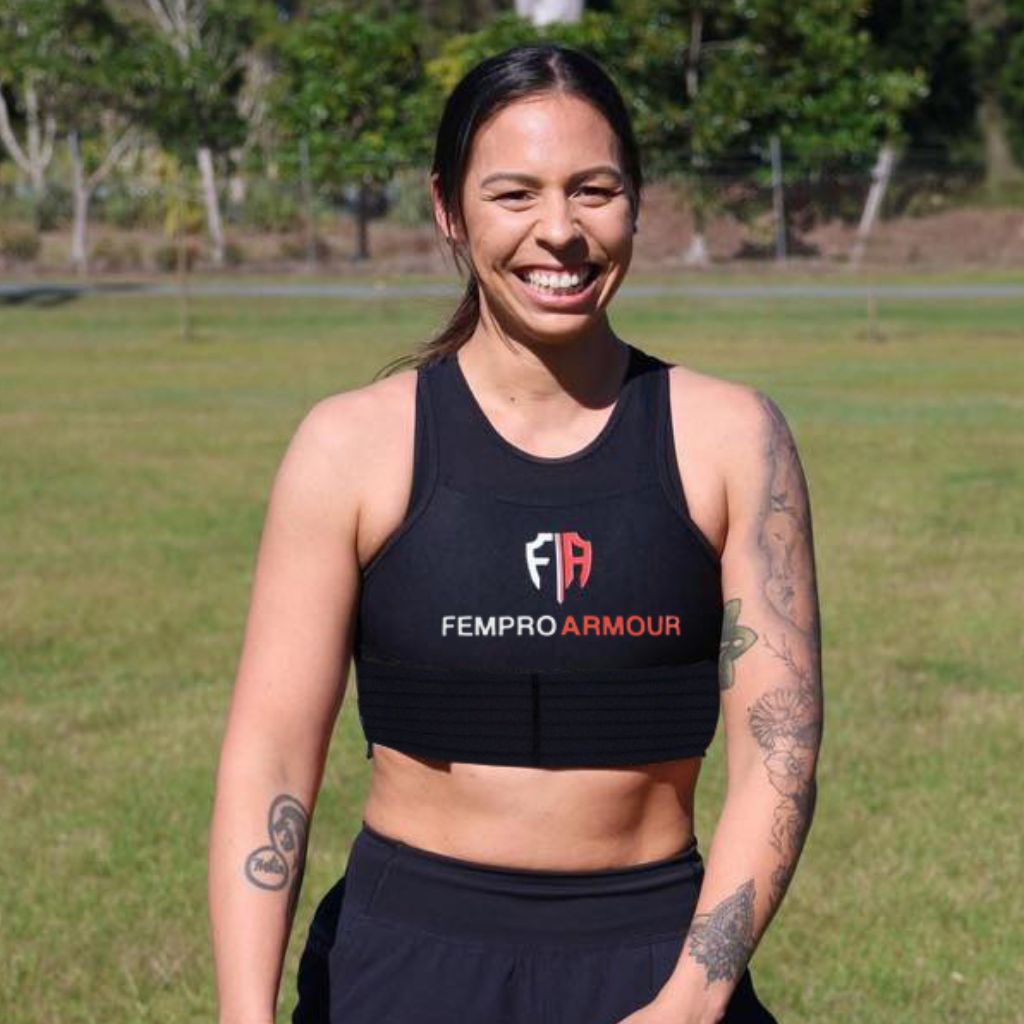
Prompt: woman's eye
<box><xmin>577</xmin><ymin>187</ymin><xmax>616</xmax><ymax>199</ymax></box>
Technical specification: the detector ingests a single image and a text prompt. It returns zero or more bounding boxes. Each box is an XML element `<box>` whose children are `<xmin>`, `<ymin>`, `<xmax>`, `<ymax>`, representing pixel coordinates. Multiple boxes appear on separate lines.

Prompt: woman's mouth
<box><xmin>512</xmin><ymin>263</ymin><xmax>602</xmax><ymax>307</ymax></box>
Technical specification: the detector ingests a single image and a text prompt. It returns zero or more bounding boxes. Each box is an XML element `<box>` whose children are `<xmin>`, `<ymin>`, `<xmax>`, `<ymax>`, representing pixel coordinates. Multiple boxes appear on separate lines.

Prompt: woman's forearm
<box><xmin>208</xmin><ymin>736</ymin><xmax>320</xmax><ymax>1024</ymax></box>
<box><xmin>654</xmin><ymin>765</ymin><xmax>818</xmax><ymax>1023</ymax></box>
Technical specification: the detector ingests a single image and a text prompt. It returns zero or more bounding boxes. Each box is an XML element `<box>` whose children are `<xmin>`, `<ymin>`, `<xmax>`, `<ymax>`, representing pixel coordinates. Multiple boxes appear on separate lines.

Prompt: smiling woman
<box><xmin>209</xmin><ymin>42</ymin><xmax>821</xmax><ymax>1024</ymax></box>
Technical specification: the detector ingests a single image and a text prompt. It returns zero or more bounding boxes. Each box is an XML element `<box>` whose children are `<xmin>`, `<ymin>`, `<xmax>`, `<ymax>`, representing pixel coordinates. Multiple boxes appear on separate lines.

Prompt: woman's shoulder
<box><xmin>664</xmin><ymin>360</ymin><xmax>804</xmax><ymax>511</ymax></box>
<box><xmin>665</xmin><ymin>361</ymin><xmax>786</xmax><ymax>444</ymax></box>
<box><xmin>315</xmin><ymin>365</ymin><xmax>416</xmax><ymax>421</ymax></box>
<box><xmin>299</xmin><ymin>365</ymin><xmax>418</xmax><ymax>457</ymax></box>
<box><xmin>278</xmin><ymin>367</ymin><xmax>420</xmax><ymax>528</ymax></box>
<box><xmin>664</xmin><ymin>359</ymin><xmax>813</xmax><ymax>561</ymax></box>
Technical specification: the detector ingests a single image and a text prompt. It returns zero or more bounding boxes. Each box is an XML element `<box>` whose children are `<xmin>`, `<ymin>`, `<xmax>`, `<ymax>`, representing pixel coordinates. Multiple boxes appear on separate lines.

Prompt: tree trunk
<box><xmin>683</xmin><ymin>198</ymin><xmax>709</xmax><ymax>266</ymax></box>
<box><xmin>683</xmin><ymin>3</ymin><xmax>710</xmax><ymax>267</ymax></box>
<box><xmin>0</xmin><ymin>78</ymin><xmax>56</xmax><ymax>224</ymax></box>
<box><xmin>964</xmin><ymin>0</ymin><xmax>1024</xmax><ymax>190</ymax></box>
<box><xmin>68</xmin><ymin>131</ymin><xmax>91</xmax><ymax>277</ymax></box>
<box><xmin>197</xmin><ymin>145</ymin><xmax>225</xmax><ymax>266</ymax></box>
<box><xmin>849</xmin><ymin>143</ymin><xmax>897</xmax><ymax>269</ymax></box>
<box><xmin>354</xmin><ymin>180</ymin><xmax>370</xmax><ymax>261</ymax></box>
<box><xmin>978</xmin><ymin>92</ymin><xmax>1024</xmax><ymax>192</ymax></box>
<box><xmin>24</xmin><ymin>80</ymin><xmax>47</xmax><ymax>195</ymax></box>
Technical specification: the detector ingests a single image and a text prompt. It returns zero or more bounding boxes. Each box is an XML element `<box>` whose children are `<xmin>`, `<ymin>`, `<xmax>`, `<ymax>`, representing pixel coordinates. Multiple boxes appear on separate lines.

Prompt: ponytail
<box><xmin>373</xmin><ymin>272</ymin><xmax>479</xmax><ymax>380</ymax></box>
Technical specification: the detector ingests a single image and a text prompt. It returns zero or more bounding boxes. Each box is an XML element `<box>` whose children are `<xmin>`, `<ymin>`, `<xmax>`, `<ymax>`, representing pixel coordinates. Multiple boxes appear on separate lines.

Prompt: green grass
<box><xmin>1</xmin><ymin>280</ymin><xmax>1022</xmax><ymax>1023</ymax></box>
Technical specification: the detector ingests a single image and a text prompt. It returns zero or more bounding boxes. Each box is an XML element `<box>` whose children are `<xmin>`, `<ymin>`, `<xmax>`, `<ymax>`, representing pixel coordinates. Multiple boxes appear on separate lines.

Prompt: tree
<box><xmin>429</xmin><ymin>1</ymin><xmax>920</xmax><ymax>256</ymax></box>
<box><xmin>116</xmin><ymin>0</ymin><xmax>266</xmax><ymax>265</ymax></box>
<box><xmin>0</xmin><ymin>0</ymin><xmax>62</xmax><ymax>210</ymax></box>
<box><xmin>1002</xmin><ymin>8</ymin><xmax>1024</xmax><ymax>165</ymax></box>
<box><xmin>0</xmin><ymin>0</ymin><xmax>147</xmax><ymax>267</ymax></box>
<box><xmin>270</xmin><ymin>7</ymin><xmax>436</xmax><ymax>260</ymax></box>
<box><xmin>59</xmin><ymin>2</ymin><xmax>146</xmax><ymax>274</ymax></box>
<box><xmin>966</xmin><ymin>0</ymin><xmax>1024</xmax><ymax>187</ymax></box>
<box><xmin>867</xmin><ymin>0</ymin><xmax>1024</xmax><ymax>189</ymax></box>
<box><xmin>865</xmin><ymin>0</ymin><xmax>977</xmax><ymax>162</ymax></box>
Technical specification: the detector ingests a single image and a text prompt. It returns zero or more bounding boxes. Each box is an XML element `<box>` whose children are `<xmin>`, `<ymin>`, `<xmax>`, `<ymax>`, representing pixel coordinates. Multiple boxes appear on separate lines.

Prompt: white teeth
<box><xmin>522</xmin><ymin>267</ymin><xmax>593</xmax><ymax>292</ymax></box>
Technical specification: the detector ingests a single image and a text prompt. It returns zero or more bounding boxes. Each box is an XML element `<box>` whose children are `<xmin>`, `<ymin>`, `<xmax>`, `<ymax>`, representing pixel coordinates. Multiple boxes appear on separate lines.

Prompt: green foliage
<box><xmin>866</xmin><ymin>0</ymin><xmax>1024</xmax><ymax>170</ymax></box>
<box><xmin>0</xmin><ymin>0</ymin><xmax>146</xmax><ymax>122</ymax></box>
<box><xmin>270</xmin><ymin>9</ymin><xmax>437</xmax><ymax>190</ymax></box>
<box><xmin>164</xmin><ymin>195</ymin><xmax>205</xmax><ymax>238</ymax></box>
<box><xmin>426</xmin><ymin>10</ymin><xmax>690</xmax><ymax>178</ymax></box>
<box><xmin>689</xmin><ymin>0</ymin><xmax>924</xmax><ymax>173</ymax></box>
<box><xmin>997</xmin><ymin>2</ymin><xmax>1024</xmax><ymax>162</ymax></box>
<box><xmin>864</xmin><ymin>0</ymin><xmax>977</xmax><ymax>161</ymax></box>
<box><xmin>426</xmin><ymin>2</ymin><xmax>921</xmax><ymax>182</ymax></box>
<box><xmin>125</xmin><ymin>0</ymin><xmax>271</xmax><ymax>159</ymax></box>
<box><xmin>95</xmin><ymin>183</ymin><xmax>166</xmax><ymax>230</ymax></box>
<box><xmin>385</xmin><ymin>167</ymin><xmax>433</xmax><ymax>226</ymax></box>
<box><xmin>232</xmin><ymin>179</ymin><xmax>304</xmax><ymax>233</ymax></box>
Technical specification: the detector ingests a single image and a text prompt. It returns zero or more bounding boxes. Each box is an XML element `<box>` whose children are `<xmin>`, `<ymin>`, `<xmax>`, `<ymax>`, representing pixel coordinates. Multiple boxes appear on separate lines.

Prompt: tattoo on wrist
<box><xmin>244</xmin><ymin>793</ymin><xmax>309</xmax><ymax>915</ymax></box>
<box><xmin>686</xmin><ymin>879</ymin><xmax>756</xmax><ymax>987</ymax></box>
<box><xmin>719</xmin><ymin>598</ymin><xmax>758</xmax><ymax>690</ymax></box>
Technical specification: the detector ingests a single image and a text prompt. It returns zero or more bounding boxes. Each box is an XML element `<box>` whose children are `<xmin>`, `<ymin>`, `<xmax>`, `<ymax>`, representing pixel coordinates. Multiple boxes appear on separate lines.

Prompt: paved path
<box><xmin>4</xmin><ymin>279</ymin><xmax>1024</xmax><ymax>303</ymax></box>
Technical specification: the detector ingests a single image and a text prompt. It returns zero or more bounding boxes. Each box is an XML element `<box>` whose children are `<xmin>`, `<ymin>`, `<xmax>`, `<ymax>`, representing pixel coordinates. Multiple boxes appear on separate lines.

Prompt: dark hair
<box><xmin>375</xmin><ymin>43</ymin><xmax>642</xmax><ymax>379</ymax></box>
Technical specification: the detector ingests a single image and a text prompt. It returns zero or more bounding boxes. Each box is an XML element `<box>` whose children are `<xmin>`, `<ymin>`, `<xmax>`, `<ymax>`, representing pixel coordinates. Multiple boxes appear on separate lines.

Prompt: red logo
<box><xmin>525</xmin><ymin>531</ymin><xmax>592</xmax><ymax>604</ymax></box>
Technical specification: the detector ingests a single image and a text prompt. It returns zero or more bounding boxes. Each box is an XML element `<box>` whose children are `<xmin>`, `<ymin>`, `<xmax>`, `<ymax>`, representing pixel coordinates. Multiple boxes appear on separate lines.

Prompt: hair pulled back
<box><xmin>376</xmin><ymin>44</ymin><xmax>642</xmax><ymax>378</ymax></box>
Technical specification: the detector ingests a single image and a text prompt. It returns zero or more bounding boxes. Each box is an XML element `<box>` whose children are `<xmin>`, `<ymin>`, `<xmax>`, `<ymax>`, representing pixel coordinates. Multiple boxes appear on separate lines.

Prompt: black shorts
<box><xmin>292</xmin><ymin>820</ymin><xmax>779</xmax><ymax>1024</ymax></box>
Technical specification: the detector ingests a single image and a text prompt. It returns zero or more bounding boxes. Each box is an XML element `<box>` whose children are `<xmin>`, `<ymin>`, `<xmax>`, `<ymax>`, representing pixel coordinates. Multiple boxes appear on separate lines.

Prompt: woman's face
<box><xmin>438</xmin><ymin>91</ymin><xmax>635</xmax><ymax>346</ymax></box>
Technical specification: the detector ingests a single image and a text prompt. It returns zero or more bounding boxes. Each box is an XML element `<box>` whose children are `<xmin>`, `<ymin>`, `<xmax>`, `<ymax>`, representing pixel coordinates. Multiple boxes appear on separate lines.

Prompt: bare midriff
<box><xmin>360</xmin><ymin>745</ymin><xmax>703</xmax><ymax>871</ymax></box>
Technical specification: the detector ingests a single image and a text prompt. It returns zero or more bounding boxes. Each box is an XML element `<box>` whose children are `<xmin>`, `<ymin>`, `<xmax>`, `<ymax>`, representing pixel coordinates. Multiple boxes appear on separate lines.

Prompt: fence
<box><xmin>2</xmin><ymin>153</ymin><xmax>1023</xmax><ymax>277</ymax></box>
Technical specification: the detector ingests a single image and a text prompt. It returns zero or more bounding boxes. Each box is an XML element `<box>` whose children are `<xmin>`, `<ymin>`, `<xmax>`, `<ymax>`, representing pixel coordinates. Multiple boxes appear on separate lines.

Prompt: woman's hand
<box><xmin>613</xmin><ymin>992</ymin><xmax>724</xmax><ymax>1024</ymax></box>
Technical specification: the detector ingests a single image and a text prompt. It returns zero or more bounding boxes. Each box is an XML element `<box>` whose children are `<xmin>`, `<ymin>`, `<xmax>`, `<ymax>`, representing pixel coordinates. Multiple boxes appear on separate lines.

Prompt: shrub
<box><xmin>97</xmin><ymin>184</ymin><xmax>165</xmax><ymax>230</ymax></box>
<box><xmin>154</xmin><ymin>241</ymin><xmax>200</xmax><ymax>272</ymax></box>
<box><xmin>277</xmin><ymin>234</ymin><xmax>332</xmax><ymax>263</ymax></box>
<box><xmin>0</xmin><ymin>226</ymin><xmax>42</xmax><ymax>263</ymax></box>
<box><xmin>239</xmin><ymin>179</ymin><xmax>304</xmax><ymax>232</ymax></box>
<box><xmin>223</xmin><ymin>239</ymin><xmax>246</xmax><ymax>267</ymax></box>
<box><xmin>90</xmin><ymin>237</ymin><xmax>145</xmax><ymax>273</ymax></box>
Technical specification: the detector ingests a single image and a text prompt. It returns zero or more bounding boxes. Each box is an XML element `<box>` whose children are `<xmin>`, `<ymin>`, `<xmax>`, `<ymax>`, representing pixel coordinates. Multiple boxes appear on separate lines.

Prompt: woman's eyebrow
<box><xmin>479</xmin><ymin>165</ymin><xmax>624</xmax><ymax>188</ymax></box>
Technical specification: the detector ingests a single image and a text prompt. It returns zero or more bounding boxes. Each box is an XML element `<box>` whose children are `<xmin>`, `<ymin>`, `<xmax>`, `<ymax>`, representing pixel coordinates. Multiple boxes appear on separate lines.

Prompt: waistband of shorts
<box><xmin>340</xmin><ymin>819</ymin><xmax>704</xmax><ymax>948</ymax></box>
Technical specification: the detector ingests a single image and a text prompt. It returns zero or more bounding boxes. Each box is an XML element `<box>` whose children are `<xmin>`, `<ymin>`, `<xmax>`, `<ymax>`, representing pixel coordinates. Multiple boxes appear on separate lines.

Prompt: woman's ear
<box><xmin>430</xmin><ymin>174</ymin><xmax>463</xmax><ymax>245</ymax></box>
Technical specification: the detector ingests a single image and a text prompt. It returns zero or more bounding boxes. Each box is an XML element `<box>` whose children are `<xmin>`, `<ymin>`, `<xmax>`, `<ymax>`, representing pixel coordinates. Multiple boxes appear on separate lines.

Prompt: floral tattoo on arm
<box><xmin>748</xmin><ymin>394</ymin><xmax>823</xmax><ymax>905</ymax></box>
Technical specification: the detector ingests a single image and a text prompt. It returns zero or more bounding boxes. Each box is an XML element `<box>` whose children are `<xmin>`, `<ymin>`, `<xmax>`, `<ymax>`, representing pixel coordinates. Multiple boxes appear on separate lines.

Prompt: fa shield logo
<box><xmin>525</xmin><ymin>531</ymin><xmax>592</xmax><ymax>604</ymax></box>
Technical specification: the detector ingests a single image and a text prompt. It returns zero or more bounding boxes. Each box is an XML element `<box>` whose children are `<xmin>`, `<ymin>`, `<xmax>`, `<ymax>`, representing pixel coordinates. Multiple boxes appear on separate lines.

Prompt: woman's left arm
<box><xmin>637</xmin><ymin>388</ymin><xmax>825</xmax><ymax>1024</ymax></box>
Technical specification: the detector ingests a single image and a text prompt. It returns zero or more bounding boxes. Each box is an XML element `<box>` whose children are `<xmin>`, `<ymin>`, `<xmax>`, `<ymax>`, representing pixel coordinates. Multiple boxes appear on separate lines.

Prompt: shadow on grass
<box><xmin>0</xmin><ymin>284</ymin><xmax>83</xmax><ymax>307</ymax></box>
<box><xmin>0</xmin><ymin>281</ymin><xmax>149</xmax><ymax>307</ymax></box>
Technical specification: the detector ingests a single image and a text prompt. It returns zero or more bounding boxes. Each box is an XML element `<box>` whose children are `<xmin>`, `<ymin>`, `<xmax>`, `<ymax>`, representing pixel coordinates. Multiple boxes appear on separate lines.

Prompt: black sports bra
<box><xmin>352</xmin><ymin>343</ymin><xmax>723</xmax><ymax>767</ymax></box>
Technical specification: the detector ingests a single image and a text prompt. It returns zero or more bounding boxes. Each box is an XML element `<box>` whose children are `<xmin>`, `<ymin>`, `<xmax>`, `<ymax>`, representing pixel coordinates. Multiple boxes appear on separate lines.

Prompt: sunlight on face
<box><xmin>452</xmin><ymin>92</ymin><xmax>636</xmax><ymax>347</ymax></box>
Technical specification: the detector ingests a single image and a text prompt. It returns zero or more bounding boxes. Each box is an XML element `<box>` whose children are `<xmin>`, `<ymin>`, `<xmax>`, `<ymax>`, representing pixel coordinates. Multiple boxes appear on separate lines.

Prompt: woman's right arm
<box><xmin>208</xmin><ymin>395</ymin><xmax>366</xmax><ymax>1024</ymax></box>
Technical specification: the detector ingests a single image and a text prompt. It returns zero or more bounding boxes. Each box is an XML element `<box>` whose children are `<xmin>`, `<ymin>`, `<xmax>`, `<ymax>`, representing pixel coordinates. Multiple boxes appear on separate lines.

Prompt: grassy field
<box><xmin>1</xmin><ymin>279</ymin><xmax>1022</xmax><ymax>1023</ymax></box>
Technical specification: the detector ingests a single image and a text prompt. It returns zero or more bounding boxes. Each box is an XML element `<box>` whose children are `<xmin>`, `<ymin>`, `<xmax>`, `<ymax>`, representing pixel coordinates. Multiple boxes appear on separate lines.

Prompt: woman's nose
<box><xmin>534</xmin><ymin>194</ymin><xmax>582</xmax><ymax>248</ymax></box>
